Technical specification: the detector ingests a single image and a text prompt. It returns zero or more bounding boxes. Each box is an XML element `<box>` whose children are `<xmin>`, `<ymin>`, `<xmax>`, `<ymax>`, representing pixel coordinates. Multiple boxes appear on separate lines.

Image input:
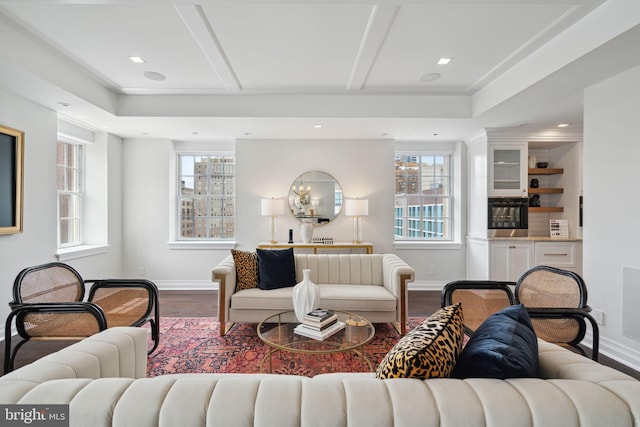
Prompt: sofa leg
<box><xmin>392</xmin><ymin>322</ymin><xmax>407</xmax><ymax>336</ymax></box>
<box><xmin>397</xmin><ymin>274</ymin><xmax>410</xmax><ymax>336</ymax></box>
<box><xmin>220</xmin><ymin>321</ymin><xmax>235</xmax><ymax>336</ymax></box>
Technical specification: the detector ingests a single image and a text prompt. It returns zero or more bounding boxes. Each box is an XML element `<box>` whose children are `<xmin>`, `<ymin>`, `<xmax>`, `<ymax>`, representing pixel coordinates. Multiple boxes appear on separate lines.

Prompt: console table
<box><xmin>257</xmin><ymin>242</ymin><xmax>374</xmax><ymax>254</ymax></box>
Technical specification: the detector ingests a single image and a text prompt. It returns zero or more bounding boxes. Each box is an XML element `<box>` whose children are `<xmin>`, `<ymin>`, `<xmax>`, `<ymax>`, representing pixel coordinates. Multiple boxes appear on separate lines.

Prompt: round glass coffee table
<box><xmin>257</xmin><ymin>310</ymin><xmax>375</xmax><ymax>373</ymax></box>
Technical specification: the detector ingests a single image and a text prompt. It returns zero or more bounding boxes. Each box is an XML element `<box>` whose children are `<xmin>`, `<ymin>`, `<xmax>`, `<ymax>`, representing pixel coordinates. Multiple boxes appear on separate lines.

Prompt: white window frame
<box><xmin>57</xmin><ymin>139</ymin><xmax>84</xmax><ymax>249</ymax></box>
<box><xmin>394</xmin><ymin>142</ymin><xmax>463</xmax><ymax>250</ymax></box>
<box><xmin>55</xmin><ymin>118</ymin><xmax>109</xmax><ymax>261</ymax></box>
<box><xmin>172</xmin><ymin>151</ymin><xmax>236</xmax><ymax>247</ymax></box>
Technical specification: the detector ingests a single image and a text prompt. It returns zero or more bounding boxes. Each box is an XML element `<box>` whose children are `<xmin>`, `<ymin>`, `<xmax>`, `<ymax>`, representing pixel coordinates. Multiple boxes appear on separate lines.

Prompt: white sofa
<box><xmin>212</xmin><ymin>253</ymin><xmax>415</xmax><ymax>336</ymax></box>
<box><xmin>1</xmin><ymin>327</ymin><xmax>639</xmax><ymax>426</ymax></box>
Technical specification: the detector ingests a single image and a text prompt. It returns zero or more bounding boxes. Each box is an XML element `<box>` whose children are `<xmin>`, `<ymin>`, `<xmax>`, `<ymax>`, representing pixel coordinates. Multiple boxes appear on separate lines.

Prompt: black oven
<box><xmin>488</xmin><ymin>197</ymin><xmax>528</xmax><ymax>237</ymax></box>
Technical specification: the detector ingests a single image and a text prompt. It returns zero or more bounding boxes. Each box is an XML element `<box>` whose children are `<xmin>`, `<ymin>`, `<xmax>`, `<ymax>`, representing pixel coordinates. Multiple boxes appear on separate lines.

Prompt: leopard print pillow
<box><xmin>375</xmin><ymin>303</ymin><xmax>464</xmax><ymax>379</ymax></box>
<box><xmin>231</xmin><ymin>249</ymin><xmax>258</xmax><ymax>292</ymax></box>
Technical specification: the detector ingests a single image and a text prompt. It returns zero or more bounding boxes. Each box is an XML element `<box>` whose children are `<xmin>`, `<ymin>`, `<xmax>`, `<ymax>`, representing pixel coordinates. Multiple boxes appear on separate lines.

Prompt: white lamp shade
<box><xmin>261</xmin><ymin>198</ymin><xmax>285</xmax><ymax>216</ymax></box>
<box><xmin>345</xmin><ymin>199</ymin><xmax>369</xmax><ymax>216</ymax></box>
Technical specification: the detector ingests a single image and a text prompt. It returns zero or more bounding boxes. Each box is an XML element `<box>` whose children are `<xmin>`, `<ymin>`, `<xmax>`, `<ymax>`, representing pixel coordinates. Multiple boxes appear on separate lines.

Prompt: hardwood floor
<box><xmin>2</xmin><ymin>290</ymin><xmax>638</xmax><ymax>380</ymax></box>
<box><xmin>157</xmin><ymin>290</ymin><xmax>441</xmax><ymax>318</ymax></box>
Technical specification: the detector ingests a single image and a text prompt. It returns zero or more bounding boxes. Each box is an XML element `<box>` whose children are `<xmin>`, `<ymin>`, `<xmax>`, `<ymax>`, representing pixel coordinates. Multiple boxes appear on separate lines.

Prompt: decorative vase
<box><xmin>299</xmin><ymin>219</ymin><xmax>314</xmax><ymax>243</ymax></box>
<box><xmin>292</xmin><ymin>269</ymin><xmax>320</xmax><ymax>322</ymax></box>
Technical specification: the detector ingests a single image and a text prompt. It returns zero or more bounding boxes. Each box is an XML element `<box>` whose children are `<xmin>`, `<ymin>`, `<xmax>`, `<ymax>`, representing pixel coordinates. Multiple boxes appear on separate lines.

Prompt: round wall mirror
<box><xmin>289</xmin><ymin>171</ymin><xmax>342</xmax><ymax>225</ymax></box>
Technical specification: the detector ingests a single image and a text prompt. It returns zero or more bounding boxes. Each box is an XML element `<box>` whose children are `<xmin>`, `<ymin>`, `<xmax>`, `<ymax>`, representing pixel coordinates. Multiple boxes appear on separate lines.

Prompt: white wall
<box><xmin>236</xmin><ymin>139</ymin><xmax>395</xmax><ymax>252</ymax></box>
<box><xmin>121</xmin><ymin>137</ymin><xmax>469</xmax><ymax>289</ymax></box>
<box><xmin>0</xmin><ymin>91</ymin><xmax>58</xmax><ymax>336</ymax></box>
<box><xmin>121</xmin><ymin>139</ymin><xmax>238</xmax><ymax>288</ymax></box>
<box><xmin>0</xmin><ymin>90</ymin><xmax>122</xmax><ymax>340</ymax></box>
<box><xmin>70</xmin><ymin>132</ymin><xmax>124</xmax><ymax>278</ymax></box>
<box><xmin>583</xmin><ymin>64</ymin><xmax>640</xmax><ymax>370</ymax></box>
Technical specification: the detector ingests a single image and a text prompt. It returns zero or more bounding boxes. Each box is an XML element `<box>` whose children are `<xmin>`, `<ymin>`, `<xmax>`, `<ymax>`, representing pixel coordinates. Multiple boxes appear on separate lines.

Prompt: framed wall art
<box><xmin>0</xmin><ymin>125</ymin><xmax>24</xmax><ymax>234</ymax></box>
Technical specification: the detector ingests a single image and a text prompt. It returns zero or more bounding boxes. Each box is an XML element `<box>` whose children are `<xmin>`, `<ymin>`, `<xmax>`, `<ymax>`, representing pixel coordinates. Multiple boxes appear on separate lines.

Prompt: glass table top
<box><xmin>257</xmin><ymin>310</ymin><xmax>375</xmax><ymax>354</ymax></box>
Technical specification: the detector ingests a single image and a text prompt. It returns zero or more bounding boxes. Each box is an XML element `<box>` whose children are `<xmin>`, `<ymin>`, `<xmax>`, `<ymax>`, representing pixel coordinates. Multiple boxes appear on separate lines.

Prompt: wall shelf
<box><xmin>528</xmin><ymin>168</ymin><xmax>564</xmax><ymax>175</ymax></box>
<box><xmin>529</xmin><ymin>207</ymin><xmax>564</xmax><ymax>213</ymax></box>
<box><xmin>529</xmin><ymin>188</ymin><xmax>564</xmax><ymax>194</ymax></box>
<box><xmin>528</xmin><ymin>167</ymin><xmax>564</xmax><ymax>211</ymax></box>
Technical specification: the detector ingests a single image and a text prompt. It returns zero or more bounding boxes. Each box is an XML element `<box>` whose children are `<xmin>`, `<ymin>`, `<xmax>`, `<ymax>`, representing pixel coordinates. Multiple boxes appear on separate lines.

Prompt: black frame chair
<box><xmin>515</xmin><ymin>265</ymin><xmax>599</xmax><ymax>361</ymax></box>
<box><xmin>4</xmin><ymin>262</ymin><xmax>160</xmax><ymax>373</ymax></box>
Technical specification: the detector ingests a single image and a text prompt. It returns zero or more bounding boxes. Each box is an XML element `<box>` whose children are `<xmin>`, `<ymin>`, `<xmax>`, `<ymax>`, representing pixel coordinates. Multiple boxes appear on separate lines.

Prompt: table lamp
<box><xmin>345</xmin><ymin>198</ymin><xmax>368</xmax><ymax>244</ymax></box>
<box><xmin>261</xmin><ymin>198</ymin><xmax>285</xmax><ymax>243</ymax></box>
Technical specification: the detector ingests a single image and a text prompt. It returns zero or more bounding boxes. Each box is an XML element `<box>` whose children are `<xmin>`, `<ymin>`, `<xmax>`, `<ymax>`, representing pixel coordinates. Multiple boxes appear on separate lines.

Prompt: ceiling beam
<box><xmin>174</xmin><ymin>4</ymin><xmax>241</xmax><ymax>91</ymax></box>
<box><xmin>117</xmin><ymin>93</ymin><xmax>471</xmax><ymax>119</ymax></box>
<box><xmin>472</xmin><ymin>0</ymin><xmax>640</xmax><ymax>117</ymax></box>
<box><xmin>347</xmin><ymin>5</ymin><xmax>399</xmax><ymax>91</ymax></box>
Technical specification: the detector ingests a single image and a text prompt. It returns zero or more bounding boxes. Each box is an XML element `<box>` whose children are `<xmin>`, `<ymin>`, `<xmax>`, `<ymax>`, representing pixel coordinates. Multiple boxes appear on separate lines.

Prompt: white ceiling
<box><xmin>0</xmin><ymin>0</ymin><xmax>638</xmax><ymax>142</ymax></box>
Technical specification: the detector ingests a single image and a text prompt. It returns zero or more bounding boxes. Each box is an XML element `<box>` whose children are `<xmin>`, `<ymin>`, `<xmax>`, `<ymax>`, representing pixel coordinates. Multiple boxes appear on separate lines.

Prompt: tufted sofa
<box><xmin>212</xmin><ymin>253</ymin><xmax>415</xmax><ymax>336</ymax></box>
<box><xmin>1</xmin><ymin>327</ymin><xmax>639</xmax><ymax>426</ymax></box>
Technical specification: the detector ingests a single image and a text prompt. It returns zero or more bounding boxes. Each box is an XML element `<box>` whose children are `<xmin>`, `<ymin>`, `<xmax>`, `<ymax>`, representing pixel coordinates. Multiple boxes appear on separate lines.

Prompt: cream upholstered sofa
<box><xmin>212</xmin><ymin>253</ymin><xmax>415</xmax><ymax>336</ymax></box>
<box><xmin>1</xmin><ymin>327</ymin><xmax>639</xmax><ymax>426</ymax></box>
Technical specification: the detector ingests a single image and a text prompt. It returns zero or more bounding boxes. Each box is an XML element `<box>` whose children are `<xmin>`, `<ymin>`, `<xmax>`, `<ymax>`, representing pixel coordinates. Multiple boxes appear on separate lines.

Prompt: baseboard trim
<box><xmin>408</xmin><ymin>281</ymin><xmax>447</xmax><ymax>291</ymax></box>
<box><xmin>595</xmin><ymin>335</ymin><xmax>640</xmax><ymax>373</ymax></box>
<box><xmin>154</xmin><ymin>280</ymin><xmax>217</xmax><ymax>291</ymax></box>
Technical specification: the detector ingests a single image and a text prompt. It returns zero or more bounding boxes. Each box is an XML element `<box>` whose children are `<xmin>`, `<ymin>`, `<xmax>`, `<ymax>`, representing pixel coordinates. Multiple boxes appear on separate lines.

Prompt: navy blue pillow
<box><xmin>452</xmin><ymin>304</ymin><xmax>539</xmax><ymax>379</ymax></box>
<box><xmin>256</xmin><ymin>248</ymin><xmax>297</xmax><ymax>290</ymax></box>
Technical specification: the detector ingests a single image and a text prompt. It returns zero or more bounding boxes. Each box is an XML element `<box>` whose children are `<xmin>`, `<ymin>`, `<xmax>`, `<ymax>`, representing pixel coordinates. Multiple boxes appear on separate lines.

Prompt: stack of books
<box><xmin>294</xmin><ymin>309</ymin><xmax>345</xmax><ymax>341</ymax></box>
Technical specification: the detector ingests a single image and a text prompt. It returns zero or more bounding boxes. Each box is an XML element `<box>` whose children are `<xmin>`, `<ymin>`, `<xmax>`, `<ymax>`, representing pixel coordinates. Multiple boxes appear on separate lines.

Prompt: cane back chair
<box><xmin>441</xmin><ymin>280</ymin><xmax>516</xmax><ymax>336</ymax></box>
<box><xmin>515</xmin><ymin>265</ymin><xmax>599</xmax><ymax>361</ymax></box>
<box><xmin>4</xmin><ymin>262</ymin><xmax>160</xmax><ymax>373</ymax></box>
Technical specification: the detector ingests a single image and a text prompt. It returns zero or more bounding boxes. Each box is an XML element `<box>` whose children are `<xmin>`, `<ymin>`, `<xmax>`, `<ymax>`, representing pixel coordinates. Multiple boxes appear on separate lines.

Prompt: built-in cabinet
<box><xmin>488</xmin><ymin>240</ymin><xmax>582</xmax><ymax>281</ymax></box>
<box><xmin>466</xmin><ymin>128</ymin><xmax>583</xmax><ymax>281</ymax></box>
<box><xmin>534</xmin><ymin>241</ymin><xmax>581</xmax><ymax>273</ymax></box>
<box><xmin>489</xmin><ymin>241</ymin><xmax>534</xmax><ymax>282</ymax></box>
<box><xmin>488</xmin><ymin>143</ymin><xmax>528</xmax><ymax>197</ymax></box>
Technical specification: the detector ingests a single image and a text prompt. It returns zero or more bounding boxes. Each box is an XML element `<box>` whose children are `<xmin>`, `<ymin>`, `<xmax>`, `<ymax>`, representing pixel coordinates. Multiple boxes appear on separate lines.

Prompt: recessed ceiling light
<box><xmin>437</xmin><ymin>57</ymin><xmax>452</xmax><ymax>65</ymax></box>
<box><xmin>557</xmin><ymin>123</ymin><xmax>570</xmax><ymax>128</ymax></box>
<box><xmin>191</xmin><ymin>131</ymin><xmax>199</xmax><ymax>135</ymax></box>
<box><xmin>313</xmin><ymin>124</ymin><xmax>323</xmax><ymax>129</ymax></box>
<box><xmin>419</xmin><ymin>73</ymin><xmax>441</xmax><ymax>83</ymax></box>
<box><xmin>244</xmin><ymin>132</ymin><xmax>252</xmax><ymax>136</ymax></box>
<box><xmin>129</xmin><ymin>56</ymin><xmax>145</xmax><ymax>63</ymax></box>
<box><xmin>144</xmin><ymin>71</ymin><xmax>166</xmax><ymax>81</ymax></box>
<box><xmin>57</xmin><ymin>102</ymin><xmax>71</xmax><ymax>107</ymax></box>
<box><xmin>433</xmin><ymin>133</ymin><xmax>439</xmax><ymax>136</ymax></box>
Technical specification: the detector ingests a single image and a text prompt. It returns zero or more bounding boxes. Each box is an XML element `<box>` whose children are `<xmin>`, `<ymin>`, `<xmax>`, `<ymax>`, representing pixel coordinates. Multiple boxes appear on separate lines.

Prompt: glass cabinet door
<box><xmin>489</xmin><ymin>144</ymin><xmax>527</xmax><ymax>196</ymax></box>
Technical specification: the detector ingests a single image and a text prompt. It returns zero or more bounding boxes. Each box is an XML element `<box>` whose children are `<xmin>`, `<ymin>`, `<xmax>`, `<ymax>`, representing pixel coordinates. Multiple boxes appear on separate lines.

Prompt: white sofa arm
<box><xmin>0</xmin><ymin>327</ymin><xmax>147</xmax><ymax>403</ymax></box>
<box><xmin>382</xmin><ymin>254</ymin><xmax>415</xmax><ymax>335</ymax></box>
<box><xmin>382</xmin><ymin>254</ymin><xmax>415</xmax><ymax>296</ymax></box>
<box><xmin>212</xmin><ymin>254</ymin><xmax>236</xmax><ymax>336</ymax></box>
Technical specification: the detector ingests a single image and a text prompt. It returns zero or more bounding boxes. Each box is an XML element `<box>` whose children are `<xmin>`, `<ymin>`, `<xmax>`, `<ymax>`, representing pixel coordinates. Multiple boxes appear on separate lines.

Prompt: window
<box><xmin>57</xmin><ymin>141</ymin><xmax>83</xmax><ymax>247</ymax></box>
<box><xmin>55</xmin><ymin>118</ymin><xmax>109</xmax><ymax>260</ymax></box>
<box><xmin>395</xmin><ymin>153</ymin><xmax>452</xmax><ymax>240</ymax></box>
<box><xmin>178</xmin><ymin>154</ymin><xmax>235</xmax><ymax>240</ymax></box>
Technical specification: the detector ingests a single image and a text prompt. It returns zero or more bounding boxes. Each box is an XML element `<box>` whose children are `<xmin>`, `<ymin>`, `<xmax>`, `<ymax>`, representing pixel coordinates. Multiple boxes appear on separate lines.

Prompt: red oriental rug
<box><xmin>146</xmin><ymin>317</ymin><xmax>426</xmax><ymax>377</ymax></box>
